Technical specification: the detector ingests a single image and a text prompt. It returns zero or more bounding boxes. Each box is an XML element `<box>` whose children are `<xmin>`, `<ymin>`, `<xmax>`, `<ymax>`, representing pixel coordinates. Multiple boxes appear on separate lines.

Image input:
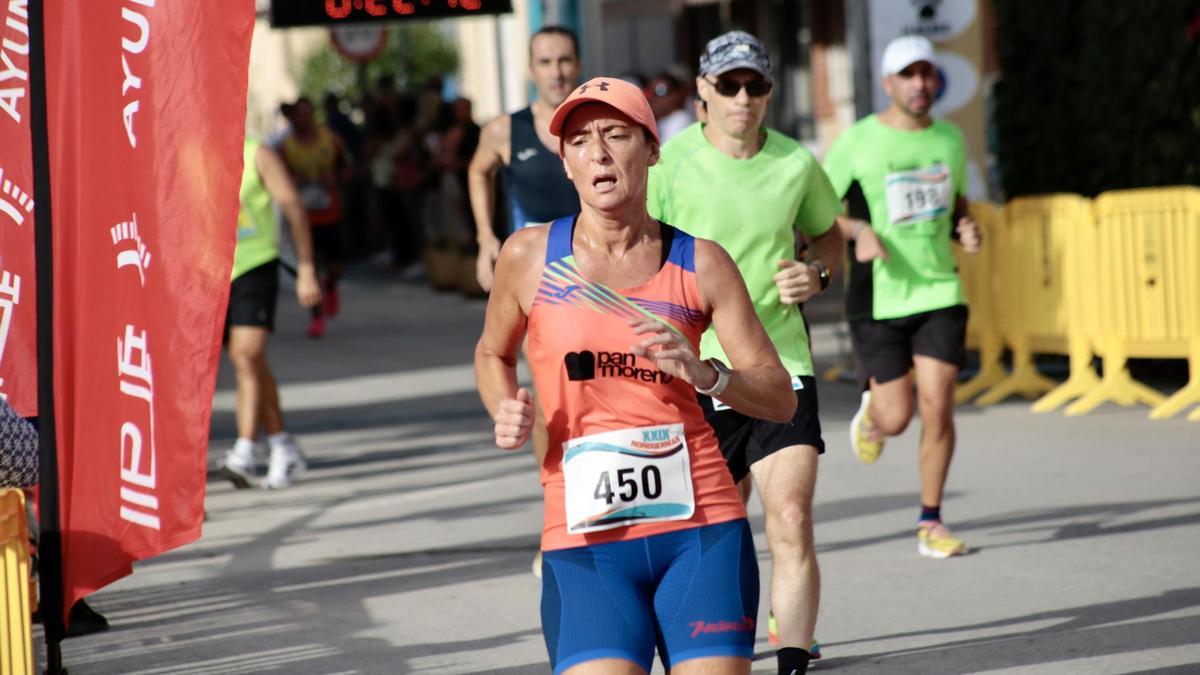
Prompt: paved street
<box><xmin>46</xmin><ymin>265</ymin><xmax>1200</xmax><ymax>674</ymax></box>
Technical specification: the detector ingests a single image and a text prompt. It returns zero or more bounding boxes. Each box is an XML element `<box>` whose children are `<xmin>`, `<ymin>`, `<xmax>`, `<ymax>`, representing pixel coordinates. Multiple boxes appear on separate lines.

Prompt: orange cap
<box><xmin>549</xmin><ymin>77</ymin><xmax>660</xmax><ymax>153</ymax></box>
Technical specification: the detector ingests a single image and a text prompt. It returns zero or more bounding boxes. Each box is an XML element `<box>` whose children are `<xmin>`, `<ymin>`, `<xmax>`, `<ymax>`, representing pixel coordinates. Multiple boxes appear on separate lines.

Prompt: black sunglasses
<box><xmin>705</xmin><ymin>76</ymin><xmax>772</xmax><ymax>98</ymax></box>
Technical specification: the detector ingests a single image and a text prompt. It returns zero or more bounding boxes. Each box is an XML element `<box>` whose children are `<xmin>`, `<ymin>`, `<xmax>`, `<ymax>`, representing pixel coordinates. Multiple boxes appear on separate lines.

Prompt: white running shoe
<box><xmin>261</xmin><ymin>438</ymin><xmax>307</xmax><ymax>490</ymax></box>
<box><xmin>221</xmin><ymin>448</ymin><xmax>257</xmax><ymax>489</ymax></box>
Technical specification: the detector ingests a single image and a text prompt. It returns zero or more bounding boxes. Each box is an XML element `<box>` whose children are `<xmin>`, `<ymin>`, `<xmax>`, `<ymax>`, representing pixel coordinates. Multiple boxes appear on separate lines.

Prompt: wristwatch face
<box><xmin>815</xmin><ymin>263</ymin><xmax>830</xmax><ymax>290</ymax></box>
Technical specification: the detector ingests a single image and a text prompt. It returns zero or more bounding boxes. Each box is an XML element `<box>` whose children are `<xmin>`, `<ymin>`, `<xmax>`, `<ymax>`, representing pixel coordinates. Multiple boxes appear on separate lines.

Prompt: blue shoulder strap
<box><xmin>545</xmin><ymin>216</ymin><xmax>576</xmax><ymax>264</ymax></box>
<box><xmin>663</xmin><ymin>223</ymin><xmax>696</xmax><ymax>273</ymax></box>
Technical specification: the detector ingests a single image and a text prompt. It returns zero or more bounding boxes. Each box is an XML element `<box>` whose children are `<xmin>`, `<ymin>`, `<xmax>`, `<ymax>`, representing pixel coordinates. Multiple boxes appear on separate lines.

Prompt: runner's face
<box><xmin>530</xmin><ymin>34</ymin><xmax>580</xmax><ymax>107</ymax></box>
<box><xmin>696</xmin><ymin>69</ymin><xmax>770</xmax><ymax>140</ymax></box>
<box><xmin>884</xmin><ymin>61</ymin><xmax>939</xmax><ymax>116</ymax></box>
<box><xmin>560</xmin><ymin>104</ymin><xmax>659</xmax><ymax>212</ymax></box>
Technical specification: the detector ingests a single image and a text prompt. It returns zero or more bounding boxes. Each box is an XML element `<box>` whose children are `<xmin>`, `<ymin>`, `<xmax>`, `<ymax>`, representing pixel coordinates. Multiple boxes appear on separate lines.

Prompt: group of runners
<box><xmin>474</xmin><ymin>29</ymin><xmax>981</xmax><ymax>675</ymax></box>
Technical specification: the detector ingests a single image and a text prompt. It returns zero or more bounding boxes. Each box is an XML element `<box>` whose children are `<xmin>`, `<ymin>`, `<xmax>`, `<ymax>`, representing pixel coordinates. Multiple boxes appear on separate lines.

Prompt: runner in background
<box><xmin>468</xmin><ymin>26</ymin><xmax>582</xmax><ymax>481</ymax></box>
<box><xmin>281</xmin><ymin>96</ymin><xmax>348</xmax><ymax>339</ymax></box>
<box><xmin>648</xmin><ymin>31</ymin><xmax>843</xmax><ymax>675</ymax></box>
<box><xmin>221</xmin><ymin>140</ymin><xmax>322</xmax><ymax>490</ymax></box>
<box><xmin>822</xmin><ymin>35</ymin><xmax>982</xmax><ymax>559</ymax></box>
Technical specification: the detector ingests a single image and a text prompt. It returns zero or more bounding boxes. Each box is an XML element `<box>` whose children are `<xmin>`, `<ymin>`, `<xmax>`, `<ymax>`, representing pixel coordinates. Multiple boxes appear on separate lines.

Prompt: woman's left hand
<box><xmin>629</xmin><ymin>317</ymin><xmax>716</xmax><ymax>389</ymax></box>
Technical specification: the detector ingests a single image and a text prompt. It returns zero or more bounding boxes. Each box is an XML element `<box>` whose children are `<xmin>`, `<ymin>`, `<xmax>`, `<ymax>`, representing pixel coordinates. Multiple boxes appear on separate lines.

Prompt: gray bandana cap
<box><xmin>699</xmin><ymin>31</ymin><xmax>772</xmax><ymax>81</ymax></box>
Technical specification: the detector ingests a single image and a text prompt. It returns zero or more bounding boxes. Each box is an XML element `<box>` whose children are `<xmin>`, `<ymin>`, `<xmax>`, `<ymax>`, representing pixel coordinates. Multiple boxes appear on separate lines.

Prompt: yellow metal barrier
<box><xmin>955</xmin><ymin>202</ymin><xmax>1006</xmax><ymax>403</ymax></box>
<box><xmin>975</xmin><ymin>195</ymin><xmax>1092</xmax><ymax>406</ymax></box>
<box><xmin>1065</xmin><ymin>187</ymin><xmax>1200</xmax><ymax>417</ymax></box>
<box><xmin>1023</xmin><ymin>195</ymin><xmax>1105</xmax><ymax>412</ymax></box>
<box><xmin>1</xmin><ymin>489</ymin><xmax>33</xmax><ymax>675</ymax></box>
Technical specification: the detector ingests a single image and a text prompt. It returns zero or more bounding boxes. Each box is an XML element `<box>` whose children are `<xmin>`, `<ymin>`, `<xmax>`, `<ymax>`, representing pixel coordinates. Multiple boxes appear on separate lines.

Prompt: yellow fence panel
<box><xmin>1065</xmin><ymin>187</ymin><xmax>1200</xmax><ymax>417</ymax></box>
<box><xmin>975</xmin><ymin>194</ymin><xmax>1093</xmax><ymax>406</ymax></box>
<box><xmin>0</xmin><ymin>489</ymin><xmax>32</xmax><ymax>675</ymax></box>
<box><xmin>955</xmin><ymin>202</ymin><xmax>1006</xmax><ymax>403</ymax></box>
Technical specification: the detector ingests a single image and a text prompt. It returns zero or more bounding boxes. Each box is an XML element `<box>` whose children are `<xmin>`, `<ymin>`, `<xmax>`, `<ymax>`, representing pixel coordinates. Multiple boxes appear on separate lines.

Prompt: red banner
<box><xmin>45</xmin><ymin>1</ymin><xmax>253</xmax><ymax>618</ymax></box>
<box><xmin>0</xmin><ymin>0</ymin><xmax>37</xmax><ymax>418</ymax></box>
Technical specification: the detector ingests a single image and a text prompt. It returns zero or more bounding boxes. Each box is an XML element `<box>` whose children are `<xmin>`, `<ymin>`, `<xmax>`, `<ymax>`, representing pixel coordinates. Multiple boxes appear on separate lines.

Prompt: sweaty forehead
<box><xmin>564</xmin><ymin>103</ymin><xmax>636</xmax><ymax>135</ymax></box>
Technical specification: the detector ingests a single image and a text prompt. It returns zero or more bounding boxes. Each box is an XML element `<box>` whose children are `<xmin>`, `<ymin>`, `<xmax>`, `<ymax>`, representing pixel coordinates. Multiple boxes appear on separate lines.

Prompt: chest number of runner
<box><xmin>594</xmin><ymin>466</ymin><xmax>663</xmax><ymax>505</ymax></box>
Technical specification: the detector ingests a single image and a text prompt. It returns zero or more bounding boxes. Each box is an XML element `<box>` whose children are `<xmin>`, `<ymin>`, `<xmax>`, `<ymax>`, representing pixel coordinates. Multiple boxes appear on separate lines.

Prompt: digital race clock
<box><xmin>270</xmin><ymin>0</ymin><xmax>514</xmax><ymax>28</ymax></box>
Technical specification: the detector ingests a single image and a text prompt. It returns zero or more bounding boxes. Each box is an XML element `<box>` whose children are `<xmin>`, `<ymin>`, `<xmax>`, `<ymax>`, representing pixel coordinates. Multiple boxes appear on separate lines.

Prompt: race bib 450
<box><xmin>563</xmin><ymin>423</ymin><xmax>695</xmax><ymax>534</ymax></box>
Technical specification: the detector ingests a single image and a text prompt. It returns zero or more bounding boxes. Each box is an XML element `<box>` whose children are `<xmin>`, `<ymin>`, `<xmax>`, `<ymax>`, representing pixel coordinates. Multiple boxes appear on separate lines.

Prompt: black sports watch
<box><xmin>811</xmin><ymin>261</ymin><xmax>830</xmax><ymax>291</ymax></box>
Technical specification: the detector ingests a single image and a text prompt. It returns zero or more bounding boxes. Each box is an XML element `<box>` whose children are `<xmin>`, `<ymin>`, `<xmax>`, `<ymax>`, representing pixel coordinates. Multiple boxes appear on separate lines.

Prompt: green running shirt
<box><xmin>647</xmin><ymin>123</ymin><xmax>841</xmax><ymax>378</ymax></box>
<box><xmin>232</xmin><ymin>141</ymin><xmax>279</xmax><ymax>281</ymax></box>
<box><xmin>823</xmin><ymin>115</ymin><xmax>967</xmax><ymax>320</ymax></box>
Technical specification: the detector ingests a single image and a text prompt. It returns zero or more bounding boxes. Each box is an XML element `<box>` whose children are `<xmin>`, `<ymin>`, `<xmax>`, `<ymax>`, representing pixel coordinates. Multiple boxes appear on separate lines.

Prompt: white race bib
<box><xmin>711</xmin><ymin>376</ymin><xmax>804</xmax><ymax>412</ymax></box>
<box><xmin>299</xmin><ymin>183</ymin><xmax>332</xmax><ymax>211</ymax></box>
<box><xmin>563</xmin><ymin>423</ymin><xmax>694</xmax><ymax>534</ymax></box>
<box><xmin>884</xmin><ymin>164</ymin><xmax>952</xmax><ymax>226</ymax></box>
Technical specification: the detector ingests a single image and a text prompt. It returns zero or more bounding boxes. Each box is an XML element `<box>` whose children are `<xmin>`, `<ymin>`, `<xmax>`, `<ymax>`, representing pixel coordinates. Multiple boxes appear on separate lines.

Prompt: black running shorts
<box><xmin>311</xmin><ymin>224</ymin><xmax>343</xmax><ymax>266</ymax></box>
<box><xmin>698</xmin><ymin>377</ymin><xmax>825</xmax><ymax>483</ymax></box>
<box><xmin>849</xmin><ymin>304</ymin><xmax>969</xmax><ymax>384</ymax></box>
<box><xmin>226</xmin><ymin>259</ymin><xmax>279</xmax><ymax>333</ymax></box>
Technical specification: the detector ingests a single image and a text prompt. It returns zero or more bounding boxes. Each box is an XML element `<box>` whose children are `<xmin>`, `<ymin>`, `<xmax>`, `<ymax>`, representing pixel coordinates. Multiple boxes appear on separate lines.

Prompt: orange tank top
<box><xmin>528</xmin><ymin>216</ymin><xmax>745</xmax><ymax>551</ymax></box>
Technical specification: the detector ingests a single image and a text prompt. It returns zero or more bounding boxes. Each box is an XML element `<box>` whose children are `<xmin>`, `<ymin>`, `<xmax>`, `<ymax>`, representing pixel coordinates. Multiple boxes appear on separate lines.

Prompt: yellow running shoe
<box><xmin>849</xmin><ymin>391</ymin><xmax>884</xmax><ymax>464</ymax></box>
<box><xmin>917</xmin><ymin>521</ymin><xmax>966</xmax><ymax>558</ymax></box>
<box><xmin>766</xmin><ymin>611</ymin><xmax>821</xmax><ymax>659</ymax></box>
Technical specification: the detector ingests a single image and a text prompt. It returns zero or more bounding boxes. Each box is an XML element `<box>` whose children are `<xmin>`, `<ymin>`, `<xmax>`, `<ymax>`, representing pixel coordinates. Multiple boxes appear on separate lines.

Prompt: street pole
<box><xmin>28</xmin><ymin>0</ymin><xmax>66</xmax><ymax>672</ymax></box>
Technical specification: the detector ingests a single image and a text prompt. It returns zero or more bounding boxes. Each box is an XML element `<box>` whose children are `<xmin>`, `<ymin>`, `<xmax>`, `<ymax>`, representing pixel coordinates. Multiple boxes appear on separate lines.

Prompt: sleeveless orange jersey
<box><xmin>528</xmin><ymin>217</ymin><xmax>745</xmax><ymax>551</ymax></box>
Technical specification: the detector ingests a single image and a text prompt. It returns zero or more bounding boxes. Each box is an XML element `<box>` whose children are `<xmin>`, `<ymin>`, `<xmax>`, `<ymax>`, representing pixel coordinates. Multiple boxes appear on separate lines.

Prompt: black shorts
<box><xmin>311</xmin><ymin>225</ymin><xmax>343</xmax><ymax>266</ymax></box>
<box><xmin>698</xmin><ymin>377</ymin><xmax>825</xmax><ymax>483</ymax></box>
<box><xmin>225</xmin><ymin>259</ymin><xmax>279</xmax><ymax>334</ymax></box>
<box><xmin>849</xmin><ymin>304</ymin><xmax>968</xmax><ymax>384</ymax></box>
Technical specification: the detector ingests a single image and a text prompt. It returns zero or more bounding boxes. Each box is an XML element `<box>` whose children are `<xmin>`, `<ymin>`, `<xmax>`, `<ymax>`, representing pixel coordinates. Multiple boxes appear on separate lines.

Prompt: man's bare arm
<box><xmin>256</xmin><ymin>145</ymin><xmax>321</xmax><ymax>307</ymax></box>
<box><xmin>468</xmin><ymin>115</ymin><xmax>512</xmax><ymax>292</ymax></box>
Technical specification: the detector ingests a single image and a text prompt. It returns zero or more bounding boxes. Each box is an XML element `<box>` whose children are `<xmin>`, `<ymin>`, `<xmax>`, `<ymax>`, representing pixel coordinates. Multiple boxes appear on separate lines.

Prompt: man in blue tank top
<box><xmin>468</xmin><ymin>25</ymin><xmax>582</xmax><ymax>295</ymax></box>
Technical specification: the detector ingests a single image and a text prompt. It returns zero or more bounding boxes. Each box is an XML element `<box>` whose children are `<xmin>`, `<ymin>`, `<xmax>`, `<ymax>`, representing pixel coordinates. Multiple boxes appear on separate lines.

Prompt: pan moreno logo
<box><xmin>564</xmin><ymin>350</ymin><xmax>674</xmax><ymax>385</ymax></box>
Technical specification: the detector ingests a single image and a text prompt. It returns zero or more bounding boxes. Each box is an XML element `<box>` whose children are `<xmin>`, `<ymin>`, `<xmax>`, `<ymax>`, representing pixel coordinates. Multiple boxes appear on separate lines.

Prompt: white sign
<box><xmin>868</xmin><ymin>0</ymin><xmax>980</xmax><ymax>114</ymax></box>
<box><xmin>331</xmin><ymin>25</ymin><xmax>388</xmax><ymax>63</ymax></box>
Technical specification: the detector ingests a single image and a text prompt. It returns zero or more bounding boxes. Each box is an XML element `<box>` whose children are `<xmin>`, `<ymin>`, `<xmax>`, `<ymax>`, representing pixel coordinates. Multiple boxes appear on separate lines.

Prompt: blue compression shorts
<box><xmin>540</xmin><ymin>519</ymin><xmax>759</xmax><ymax>674</ymax></box>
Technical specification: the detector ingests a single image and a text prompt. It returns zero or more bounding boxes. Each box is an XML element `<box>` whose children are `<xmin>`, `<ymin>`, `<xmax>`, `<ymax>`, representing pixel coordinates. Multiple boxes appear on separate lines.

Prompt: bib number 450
<box><xmin>594</xmin><ymin>466</ymin><xmax>662</xmax><ymax>505</ymax></box>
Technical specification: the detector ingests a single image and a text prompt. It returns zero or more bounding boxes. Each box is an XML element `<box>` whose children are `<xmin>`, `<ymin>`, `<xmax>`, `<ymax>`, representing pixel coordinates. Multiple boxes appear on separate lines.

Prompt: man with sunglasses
<box><xmin>823</xmin><ymin>36</ymin><xmax>981</xmax><ymax>560</ymax></box>
<box><xmin>647</xmin><ymin>30</ymin><xmax>843</xmax><ymax>675</ymax></box>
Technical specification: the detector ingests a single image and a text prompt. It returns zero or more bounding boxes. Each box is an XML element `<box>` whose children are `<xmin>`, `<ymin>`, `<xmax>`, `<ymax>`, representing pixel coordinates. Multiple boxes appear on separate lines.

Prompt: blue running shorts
<box><xmin>540</xmin><ymin>519</ymin><xmax>759</xmax><ymax>674</ymax></box>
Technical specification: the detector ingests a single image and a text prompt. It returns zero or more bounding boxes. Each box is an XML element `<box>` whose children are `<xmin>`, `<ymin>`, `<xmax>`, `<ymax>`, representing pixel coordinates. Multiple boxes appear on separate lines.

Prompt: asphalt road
<box><xmin>42</xmin><ymin>264</ymin><xmax>1200</xmax><ymax>674</ymax></box>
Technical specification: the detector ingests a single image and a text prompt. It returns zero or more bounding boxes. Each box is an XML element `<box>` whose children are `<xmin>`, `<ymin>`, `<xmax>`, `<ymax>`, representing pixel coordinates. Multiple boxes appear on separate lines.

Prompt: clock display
<box><xmin>271</xmin><ymin>0</ymin><xmax>514</xmax><ymax>28</ymax></box>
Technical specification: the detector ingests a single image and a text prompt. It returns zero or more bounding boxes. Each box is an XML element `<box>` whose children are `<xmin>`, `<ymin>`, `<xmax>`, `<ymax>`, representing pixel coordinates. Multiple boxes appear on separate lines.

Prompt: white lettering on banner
<box><xmin>0</xmin><ymin>270</ymin><xmax>19</xmax><ymax>399</ymax></box>
<box><xmin>117</xmin><ymin>325</ymin><xmax>160</xmax><ymax>530</ymax></box>
<box><xmin>111</xmin><ymin>214</ymin><xmax>152</xmax><ymax>286</ymax></box>
<box><xmin>0</xmin><ymin>165</ymin><xmax>33</xmax><ymax>226</ymax></box>
<box><xmin>119</xmin><ymin>0</ymin><xmax>155</xmax><ymax>148</ymax></box>
<box><xmin>0</xmin><ymin>0</ymin><xmax>29</xmax><ymax>124</ymax></box>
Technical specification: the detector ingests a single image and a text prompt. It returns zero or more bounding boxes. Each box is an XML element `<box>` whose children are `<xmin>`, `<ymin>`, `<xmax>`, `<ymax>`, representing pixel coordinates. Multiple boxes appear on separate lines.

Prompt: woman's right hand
<box><xmin>494</xmin><ymin>388</ymin><xmax>534</xmax><ymax>450</ymax></box>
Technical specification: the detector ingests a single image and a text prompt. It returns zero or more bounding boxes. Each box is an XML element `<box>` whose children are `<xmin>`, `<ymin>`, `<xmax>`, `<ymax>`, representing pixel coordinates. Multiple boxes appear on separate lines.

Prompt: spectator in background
<box><xmin>267</xmin><ymin>101</ymin><xmax>295</xmax><ymax>150</ymax></box>
<box><xmin>647</xmin><ymin>71</ymin><xmax>696</xmax><ymax>143</ymax></box>
<box><xmin>323</xmin><ymin>92</ymin><xmax>363</xmax><ymax>163</ymax></box>
<box><xmin>0</xmin><ymin>398</ymin><xmax>37</xmax><ymax>488</ymax></box>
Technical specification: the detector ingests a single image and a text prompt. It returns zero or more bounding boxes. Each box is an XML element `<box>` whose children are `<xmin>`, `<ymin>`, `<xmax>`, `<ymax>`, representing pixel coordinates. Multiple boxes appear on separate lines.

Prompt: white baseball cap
<box><xmin>881</xmin><ymin>35</ymin><xmax>939</xmax><ymax>76</ymax></box>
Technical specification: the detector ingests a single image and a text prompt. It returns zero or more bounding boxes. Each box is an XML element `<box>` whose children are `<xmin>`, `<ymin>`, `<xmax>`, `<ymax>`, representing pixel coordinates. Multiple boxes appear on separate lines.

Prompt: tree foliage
<box><xmin>300</xmin><ymin>22</ymin><xmax>459</xmax><ymax>103</ymax></box>
<box><xmin>993</xmin><ymin>1</ymin><xmax>1200</xmax><ymax>197</ymax></box>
